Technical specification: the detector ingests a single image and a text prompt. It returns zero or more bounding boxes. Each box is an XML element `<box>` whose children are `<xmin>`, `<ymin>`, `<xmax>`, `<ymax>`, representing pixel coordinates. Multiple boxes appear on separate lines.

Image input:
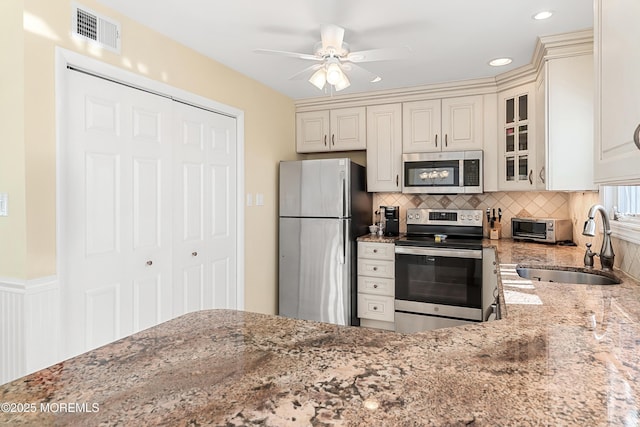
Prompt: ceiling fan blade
<box><xmin>288</xmin><ymin>63</ymin><xmax>323</xmax><ymax>80</ymax></box>
<box><xmin>253</xmin><ymin>49</ymin><xmax>321</xmax><ymax>61</ymax></box>
<box><xmin>320</xmin><ymin>24</ymin><xmax>345</xmax><ymax>51</ymax></box>
<box><xmin>346</xmin><ymin>47</ymin><xmax>411</xmax><ymax>63</ymax></box>
<box><xmin>342</xmin><ymin>62</ymin><xmax>382</xmax><ymax>83</ymax></box>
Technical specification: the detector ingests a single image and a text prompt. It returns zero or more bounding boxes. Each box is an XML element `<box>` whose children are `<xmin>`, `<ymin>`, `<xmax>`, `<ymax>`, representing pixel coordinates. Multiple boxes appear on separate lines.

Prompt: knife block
<box><xmin>489</xmin><ymin>223</ymin><xmax>502</xmax><ymax>240</ymax></box>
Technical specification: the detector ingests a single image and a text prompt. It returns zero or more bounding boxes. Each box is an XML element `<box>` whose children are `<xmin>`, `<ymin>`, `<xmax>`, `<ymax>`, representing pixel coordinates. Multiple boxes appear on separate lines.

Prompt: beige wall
<box><xmin>1</xmin><ymin>0</ymin><xmax>296</xmax><ymax>314</ymax></box>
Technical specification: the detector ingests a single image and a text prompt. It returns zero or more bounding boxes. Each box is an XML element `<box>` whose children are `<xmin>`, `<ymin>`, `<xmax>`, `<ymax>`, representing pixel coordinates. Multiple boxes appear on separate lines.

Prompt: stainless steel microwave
<box><xmin>402</xmin><ymin>150</ymin><xmax>483</xmax><ymax>194</ymax></box>
<box><xmin>511</xmin><ymin>217</ymin><xmax>573</xmax><ymax>243</ymax></box>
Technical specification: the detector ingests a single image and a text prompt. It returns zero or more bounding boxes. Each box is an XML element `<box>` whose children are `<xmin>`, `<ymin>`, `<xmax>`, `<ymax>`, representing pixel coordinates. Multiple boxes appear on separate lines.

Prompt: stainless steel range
<box><xmin>394</xmin><ymin>208</ymin><xmax>484</xmax><ymax>333</ymax></box>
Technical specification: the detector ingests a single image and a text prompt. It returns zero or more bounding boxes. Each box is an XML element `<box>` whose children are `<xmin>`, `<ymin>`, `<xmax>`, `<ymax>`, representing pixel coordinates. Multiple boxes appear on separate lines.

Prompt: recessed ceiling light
<box><xmin>489</xmin><ymin>57</ymin><xmax>513</xmax><ymax>67</ymax></box>
<box><xmin>533</xmin><ymin>10</ymin><xmax>553</xmax><ymax>20</ymax></box>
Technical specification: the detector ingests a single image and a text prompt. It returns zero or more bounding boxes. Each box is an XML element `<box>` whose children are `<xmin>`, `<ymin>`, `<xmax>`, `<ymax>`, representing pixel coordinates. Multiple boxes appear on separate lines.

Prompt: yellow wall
<box><xmin>2</xmin><ymin>0</ymin><xmax>296</xmax><ymax>314</ymax></box>
<box><xmin>0</xmin><ymin>0</ymin><xmax>27</xmax><ymax>278</ymax></box>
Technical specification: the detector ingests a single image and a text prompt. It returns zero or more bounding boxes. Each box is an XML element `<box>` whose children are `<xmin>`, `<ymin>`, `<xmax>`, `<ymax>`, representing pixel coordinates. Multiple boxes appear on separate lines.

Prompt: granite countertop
<box><xmin>1</xmin><ymin>240</ymin><xmax>640</xmax><ymax>425</ymax></box>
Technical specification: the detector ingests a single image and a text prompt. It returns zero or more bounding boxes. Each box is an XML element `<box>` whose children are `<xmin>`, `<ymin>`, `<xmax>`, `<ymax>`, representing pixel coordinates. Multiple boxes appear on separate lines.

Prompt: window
<box><xmin>602</xmin><ymin>185</ymin><xmax>640</xmax><ymax>245</ymax></box>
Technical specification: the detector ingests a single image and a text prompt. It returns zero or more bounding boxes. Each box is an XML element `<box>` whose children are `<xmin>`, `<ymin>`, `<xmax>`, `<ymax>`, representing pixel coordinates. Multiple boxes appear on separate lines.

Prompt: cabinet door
<box><xmin>330</xmin><ymin>107</ymin><xmax>366</xmax><ymax>151</ymax></box>
<box><xmin>594</xmin><ymin>0</ymin><xmax>640</xmax><ymax>184</ymax></box>
<box><xmin>296</xmin><ymin>111</ymin><xmax>330</xmax><ymax>153</ymax></box>
<box><xmin>402</xmin><ymin>100</ymin><xmax>441</xmax><ymax>152</ymax></box>
<box><xmin>545</xmin><ymin>55</ymin><xmax>596</xmax><ymax>191</ymax></box>
<box><xmin>441</xmin><ymin>95</ymin><xmax>483</xmax><ymax>151</ymax></box>
<box><xmin>498</xmin><ymin>84</ymin><xmax>536</xmax><ymax>190</ymax></box>
<box><xmin>366</xmin><ymin>104</ymin><xmax>403</xmax><ymax>192</ymax></box>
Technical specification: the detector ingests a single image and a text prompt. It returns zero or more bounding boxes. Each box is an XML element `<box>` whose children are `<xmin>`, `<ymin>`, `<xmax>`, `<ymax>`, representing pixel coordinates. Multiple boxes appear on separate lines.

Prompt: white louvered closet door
<box><xmin>62</xmin><ymin>69</ymin><xmax>174</xmax><ymax>359</ymax></box>
<box><xmin>172</xmin><ymin>102</ymin><xmax>237</xmax><ymax>317</ymax></box>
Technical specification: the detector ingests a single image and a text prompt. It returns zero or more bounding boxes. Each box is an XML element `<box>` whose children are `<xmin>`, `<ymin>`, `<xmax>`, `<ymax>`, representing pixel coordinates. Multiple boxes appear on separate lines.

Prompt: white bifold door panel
<box><xmin>172</xmin><ymin>102</ymin><xmax>237</xmax><ymax>317</ymax></box>
<box><xmin>61</xmin><ymin>69</ymin><xmax>237</xmax><ymax>359</ymax></box>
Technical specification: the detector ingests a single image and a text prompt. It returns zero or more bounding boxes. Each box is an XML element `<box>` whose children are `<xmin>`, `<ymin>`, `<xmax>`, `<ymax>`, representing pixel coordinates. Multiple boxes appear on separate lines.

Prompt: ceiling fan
<box><xmin>255</xmin><ymin>24</ymin><xmax>410</xmax><ymax>92</ymax></box>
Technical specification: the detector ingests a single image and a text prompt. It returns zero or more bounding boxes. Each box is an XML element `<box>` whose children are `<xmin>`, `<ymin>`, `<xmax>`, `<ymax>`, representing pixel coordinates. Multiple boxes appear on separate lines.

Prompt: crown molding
<box><xmin>295</xmin><ymin>29</ymin><xmax>594</xmax><ymax>111</ymax></box>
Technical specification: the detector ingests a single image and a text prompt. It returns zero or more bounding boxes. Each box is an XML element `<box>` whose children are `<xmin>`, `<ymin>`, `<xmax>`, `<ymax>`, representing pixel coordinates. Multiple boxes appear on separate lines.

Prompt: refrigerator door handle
<box><xmin>340</xmin><ymin>220</ymin><xmax>346</xmax><ymax>264</ymax></box>
<box><xmin>342</xmin><ymin>177</ymin><xmax>347</xmax><ymax>218</ymax></box>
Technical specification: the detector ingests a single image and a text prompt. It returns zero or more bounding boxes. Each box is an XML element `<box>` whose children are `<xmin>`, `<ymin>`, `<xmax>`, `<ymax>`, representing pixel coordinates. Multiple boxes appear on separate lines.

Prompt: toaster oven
<box><xmin>511</xmin><ymin>217</ymin><xmax>573</xmax><ymax>243</ymax></box>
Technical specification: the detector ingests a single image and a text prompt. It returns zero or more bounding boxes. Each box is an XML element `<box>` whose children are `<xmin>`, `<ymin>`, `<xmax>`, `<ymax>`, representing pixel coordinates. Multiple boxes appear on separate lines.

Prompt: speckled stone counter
<box><xmin>357</xmin><ymin>233</ymin><xmax>402</xmax><ymax>243</ymax></box>
<box><xmin>1</xmin><ymin>240</ymin><xmax>639</xmax><ymax>426</ymax></box>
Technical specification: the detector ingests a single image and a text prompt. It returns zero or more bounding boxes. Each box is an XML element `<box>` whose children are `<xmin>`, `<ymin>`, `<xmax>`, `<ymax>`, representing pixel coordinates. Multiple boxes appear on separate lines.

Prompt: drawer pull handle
<box><xmin>373</xmin><ymin>266</ymin><xmax>378</xmax><ymax>271</ymax></box>
<box><xmin>373</xmin><ymin>306</ymin><xmax>378</xmax><ymax>311</ymax></box>
<box><xmin>192</xmin><ymin>251</ymin><xmax>198</xmax><ymax>257</ymax></box>
<box><xmin>146</xmin><ymin>260</ymin><xmax>153</xmax><ymax>266</ymax></box>
<box><xmin>373</xmin><ymin>249</ymin><xmax>378</xmax><ymax>253</ymax></box>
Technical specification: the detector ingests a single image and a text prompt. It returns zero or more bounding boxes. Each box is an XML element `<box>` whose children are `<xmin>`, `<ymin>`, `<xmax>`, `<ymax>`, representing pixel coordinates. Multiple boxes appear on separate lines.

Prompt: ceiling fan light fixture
<box><xmin>309</xmin><ymin>68</ymin><xmax>326</xmax><ymax>90</ymax></box>
<box><xmin>325</xmin><ymin>62</ymin><xmax>344</xmax><ymax>85</ymax></box>
<box><xmin>334</xmin><ymin>73</ymin><xmax>351</xmax><ymax>91</ymax></box>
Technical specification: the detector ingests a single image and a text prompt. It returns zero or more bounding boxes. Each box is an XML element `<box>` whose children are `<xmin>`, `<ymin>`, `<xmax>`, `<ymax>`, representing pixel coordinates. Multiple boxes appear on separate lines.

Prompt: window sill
<box><xmin>611</xmin><ymin>220</ymin><xmax>640</xmax><ymax>246</ymax></box>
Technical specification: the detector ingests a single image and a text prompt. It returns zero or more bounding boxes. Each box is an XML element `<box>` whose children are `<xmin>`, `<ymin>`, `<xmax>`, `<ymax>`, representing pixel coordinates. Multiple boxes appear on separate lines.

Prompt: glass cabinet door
<box><xmin>503</xmin><ymin>93</ymin><xmax>530</xmax><ymax>184</ymax></box>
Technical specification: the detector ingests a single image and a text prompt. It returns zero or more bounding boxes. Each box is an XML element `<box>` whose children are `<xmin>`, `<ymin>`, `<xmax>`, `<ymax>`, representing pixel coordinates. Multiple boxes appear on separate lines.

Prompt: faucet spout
<box><xmin>582</xmin><ymin>204</ymin><xmax>615</xmax><ymax>271</ymax></box>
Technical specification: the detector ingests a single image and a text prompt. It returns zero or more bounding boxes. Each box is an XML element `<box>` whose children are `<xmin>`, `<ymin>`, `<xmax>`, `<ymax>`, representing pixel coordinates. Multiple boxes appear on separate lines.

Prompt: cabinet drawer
<box><xmin>358</xmin><ymin>242</ymin><xmax>395</xmax><ymax>261</ymax></box>
<box><xmin>357</xmin><ymin>259</ymin><xmax>394</xmax><ymax>279</ymax></box>
<box><xmin>357</xmin><ymin>275</ymin><xmax>394</xmax><ymax>297</ymax></box>
<box><xmin>357</xmin><ymin>294</ymin><xmax>395</xmax><ymax>322</ymax></box>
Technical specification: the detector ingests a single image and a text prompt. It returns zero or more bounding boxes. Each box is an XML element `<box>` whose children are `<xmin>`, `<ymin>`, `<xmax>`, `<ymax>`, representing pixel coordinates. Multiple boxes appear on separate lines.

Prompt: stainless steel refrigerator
<box><xmin>279</xmin><ymin>158</ymin><xmax>372</xmax><ymax>326</ymax></box>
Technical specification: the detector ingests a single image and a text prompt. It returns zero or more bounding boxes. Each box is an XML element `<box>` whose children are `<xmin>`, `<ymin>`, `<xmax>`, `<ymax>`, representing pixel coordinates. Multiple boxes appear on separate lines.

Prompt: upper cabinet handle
<box><xmin>634</xmin><ymin>124</ymin><xmax>640</xmax><ymax>150</ymax></box>
<box><xmin>445</xmin><ymin>134</ymin><xmax>448</xmax><ymax>147</ymax></box>
<box><xmin>435</xmin><ymin>134</ymin><xmax>438</xmax><ymax>147</ymax></box>
<box><xmin>324</xmin><ymin>135</ymin><xmax>327</xmax><ymax>146</ymax></box>
<box><xmin>539</xmin><ymin>166</ymin><xmax>545</xmax><ymax>184</ymax></box>
<box><xmin>332</xmin><ymin>134</ymin><xmax>335</xmax><ymax>146</ymax></box>
<box><xmin>528</xmin><ymin>170</ymin><xmax>533</xmax><ymax>185</ymax></box>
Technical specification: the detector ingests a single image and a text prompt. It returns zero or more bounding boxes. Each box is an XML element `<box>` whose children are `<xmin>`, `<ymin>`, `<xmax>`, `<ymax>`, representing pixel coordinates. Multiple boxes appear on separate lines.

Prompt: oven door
<box><xmin>394</xmin><ymin>246</ymin><xmax>482</xmax><ymax>312</ymax></box>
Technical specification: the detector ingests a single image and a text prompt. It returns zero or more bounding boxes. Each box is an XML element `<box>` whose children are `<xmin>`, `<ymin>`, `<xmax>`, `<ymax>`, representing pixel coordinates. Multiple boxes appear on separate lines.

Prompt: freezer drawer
<box><xmin>279</xmin><ymin>217</ymin><xmax>351</xmax><ymax>326</ymax></box>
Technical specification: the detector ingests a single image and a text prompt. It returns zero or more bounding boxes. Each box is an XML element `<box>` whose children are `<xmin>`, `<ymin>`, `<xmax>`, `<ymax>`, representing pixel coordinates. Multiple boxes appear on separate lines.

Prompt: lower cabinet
<box><xmin>357</xmin><ymin>241</ymin><xmax>395</xmax><ymax>331</ymax></box>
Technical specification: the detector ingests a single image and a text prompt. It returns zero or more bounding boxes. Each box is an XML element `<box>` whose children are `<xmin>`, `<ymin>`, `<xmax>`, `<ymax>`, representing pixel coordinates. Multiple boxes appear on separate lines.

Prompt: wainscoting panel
<box><xmin>0</xmin><ymin>277</ymin><xmax>60</xmax><ymax>385</ymax></box>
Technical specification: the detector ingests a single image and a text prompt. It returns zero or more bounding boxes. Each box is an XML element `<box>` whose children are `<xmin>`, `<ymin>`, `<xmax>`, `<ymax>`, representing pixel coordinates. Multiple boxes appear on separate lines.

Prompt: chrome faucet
<box><xmin>582</xmin><ymin>204</ymin><xmax>615</xmax><ymax>271</ymax></box>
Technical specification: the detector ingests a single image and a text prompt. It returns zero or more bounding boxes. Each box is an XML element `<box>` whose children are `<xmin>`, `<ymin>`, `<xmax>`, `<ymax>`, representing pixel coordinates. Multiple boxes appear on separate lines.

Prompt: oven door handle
<box><xmin>395</xmin><ymin>246</ymin><xmax>482</xmax><ymax>259</ymax></box>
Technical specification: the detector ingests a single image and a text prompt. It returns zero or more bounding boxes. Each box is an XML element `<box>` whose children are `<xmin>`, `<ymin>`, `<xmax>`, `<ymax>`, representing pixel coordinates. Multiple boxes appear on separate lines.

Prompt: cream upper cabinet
<box><xmin>366</xmin><ymin>103</ymin><xmax>402</xmax><ymax>192</ymax></box>
<box><xmin>498</xmin><ymin>83</ymin><xmax>536</xmax><ymax>190</ymax></box>
<box><xmin>594</xmin><ymin>0</ymin><xmax>640</xmax><ymax>184</ymax></box>
<box><xmin>403</xmin><ymin>95</ymin><xmax>483</xmax><ymax>153</ymax></box>
<box><xmin>537</xmin><ymin>54</ymin><xmax>596</xmax><ymax>191</ymax></box>
<box><xmin>296</xmin><ymin>107</ymin><xmax>366</xmax><ymax>153</ymax></box>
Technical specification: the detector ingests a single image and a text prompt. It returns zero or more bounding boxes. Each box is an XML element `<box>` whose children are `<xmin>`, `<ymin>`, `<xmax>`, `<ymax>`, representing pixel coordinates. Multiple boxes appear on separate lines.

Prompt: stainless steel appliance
<box><xmin>394</xmin><ymin>208</ymin><xmax>484</xmax><ymax>333</ymax></box>
<box><xmin>402</xmin><ymin>150</ymin><xmax>483</xmax><ymax>194</ymax></box>
<box><xmin>511</xmin><ymin>217</ymin><xmax>572</xmax><ymax>243</ymax></box>
<box><xmin>279</xmin><ymin>159</ymin><xmax>372</xmax><ymax>326</ymax></box>
<box><xmin>380</xmin><ymin>205</ymin><xmax>399</xmax><ymax>236</ymax></box>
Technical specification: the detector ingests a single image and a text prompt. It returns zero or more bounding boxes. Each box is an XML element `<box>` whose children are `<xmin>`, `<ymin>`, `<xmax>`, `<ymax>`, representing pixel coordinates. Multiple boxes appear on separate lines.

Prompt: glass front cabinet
<box><xmin>498</xmin><ymin>83</ymin><xmax>536</xmax><ymax>190</ymax></box>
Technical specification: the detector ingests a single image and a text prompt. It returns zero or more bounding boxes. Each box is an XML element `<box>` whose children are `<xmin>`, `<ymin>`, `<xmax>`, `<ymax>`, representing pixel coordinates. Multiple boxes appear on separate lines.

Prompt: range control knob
<box><xmin>460</xmin><ymin>215</ymin><xmax>466</xmax><ymax>220</ymax></box>
<box><xmin>415</xmin><ymin>214</ymin><xmax>420</xmax><ymax>219</ymax></box>
<box><xmin>408</xmin><ymin>214</ymin><xmax>413</xmax><ymax>220</ymax></box>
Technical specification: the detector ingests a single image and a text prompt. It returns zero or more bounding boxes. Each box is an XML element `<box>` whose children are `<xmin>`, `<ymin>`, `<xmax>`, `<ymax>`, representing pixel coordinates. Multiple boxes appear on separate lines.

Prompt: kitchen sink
<box><xmin>516</xmin><ymin>266</ymin><xmax>621</xmax><ymax>285</ymax></box>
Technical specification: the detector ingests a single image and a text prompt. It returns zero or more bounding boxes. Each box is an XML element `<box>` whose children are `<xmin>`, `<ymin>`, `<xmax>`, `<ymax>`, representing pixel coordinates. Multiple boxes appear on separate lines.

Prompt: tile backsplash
<box><xmin>373</xmin><ymin>191</ymin><xmax>573</xmax><ymax>238</ymax></box>
<box><xmin>372</xmin><ymin>190</ymin><xmax>640</xmax><ymax>281</ymax></box>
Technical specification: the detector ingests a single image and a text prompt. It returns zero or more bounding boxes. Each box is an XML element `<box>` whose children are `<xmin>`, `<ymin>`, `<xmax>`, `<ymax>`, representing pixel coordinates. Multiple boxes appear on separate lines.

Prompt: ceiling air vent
<box><xmin>72</xmin><ymin>4</ymin><xmax>121</xmax><ymax>53</ymax></box>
